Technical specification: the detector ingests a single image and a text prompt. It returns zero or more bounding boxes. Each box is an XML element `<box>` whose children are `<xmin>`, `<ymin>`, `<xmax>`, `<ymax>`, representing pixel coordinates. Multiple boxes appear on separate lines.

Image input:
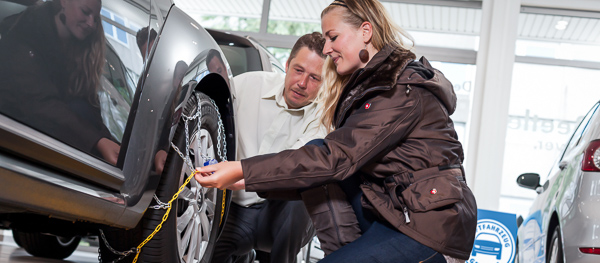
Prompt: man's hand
<box><xmin>195</xmin><ymin>161</ymin><xmax>243</xmax><ymax>190</ymax></box>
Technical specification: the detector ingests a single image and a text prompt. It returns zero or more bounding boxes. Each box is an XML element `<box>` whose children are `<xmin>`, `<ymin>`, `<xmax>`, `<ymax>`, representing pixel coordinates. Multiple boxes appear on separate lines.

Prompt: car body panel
<box><xmin>517</xmin><ymin>101</ymin><xmax>600</xmax><ymax>263</ymax></box>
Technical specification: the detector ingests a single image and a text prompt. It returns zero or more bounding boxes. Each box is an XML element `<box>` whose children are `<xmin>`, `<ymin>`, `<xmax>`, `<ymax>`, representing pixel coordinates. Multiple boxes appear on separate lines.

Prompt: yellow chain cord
<box><xmin>220</xmin><ymin>190</ymin><xmax>226</xmax><ymax>226</ymax></box>
<box><xmin>130</xmin><ymin>169</ymin><xmax>227</xmax><ymax>263</ymax></box>
<box><xmin>131</xmin><ymin>169</ymin><xmax>196</xmax><ymax>263</ymax></box>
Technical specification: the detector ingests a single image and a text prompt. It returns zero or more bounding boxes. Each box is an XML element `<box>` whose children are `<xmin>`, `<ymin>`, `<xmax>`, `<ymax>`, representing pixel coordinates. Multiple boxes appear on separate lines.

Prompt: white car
<box><xmin>516</xmin><ymin>101</ymin><xmax>600</xmax><ymax>263</ymax></box>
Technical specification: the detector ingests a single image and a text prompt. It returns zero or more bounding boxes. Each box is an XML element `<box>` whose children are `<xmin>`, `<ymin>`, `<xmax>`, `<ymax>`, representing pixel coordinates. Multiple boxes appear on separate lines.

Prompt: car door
<box><xmin>0</xmin><ymin>0</ymin><xmax>150</xmax><ymax>209</ymax></box>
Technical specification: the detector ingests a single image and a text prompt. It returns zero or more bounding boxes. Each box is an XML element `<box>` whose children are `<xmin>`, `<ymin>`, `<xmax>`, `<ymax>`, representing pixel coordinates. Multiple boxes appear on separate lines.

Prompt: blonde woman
<box><xmin>196</xmin><ymin>0</ymin><xmax>477</xmax><ymax>262</ymax></box>
<box><xmin>0</xmin><ymin>0</ymin><xmax>119</xmax><ymax>165</ymax></box>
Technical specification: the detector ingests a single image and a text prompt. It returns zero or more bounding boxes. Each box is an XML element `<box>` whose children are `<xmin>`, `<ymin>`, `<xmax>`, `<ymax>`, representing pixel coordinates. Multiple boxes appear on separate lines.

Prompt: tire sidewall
<box><xmin>547</xmin><ymin>226</ymin><xmax>564</xmax><ymax>263</ymax></box>
<box><xmin>140</xmin><ymin>92</ymin><xmax>226</xmax><ymax>263</ymax></box>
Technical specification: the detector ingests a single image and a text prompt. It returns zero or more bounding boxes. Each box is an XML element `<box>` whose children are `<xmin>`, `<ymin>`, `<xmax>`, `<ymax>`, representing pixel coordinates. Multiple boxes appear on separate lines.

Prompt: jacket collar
<box><xmin>344</xmin><ymin>44</ymin><xmax>396</xmax><ymax>91</ymax></box>
<box><xmin>334</xmin><ymin>44</ymin><xmax>416</xmax><ymax>127</ymax></box>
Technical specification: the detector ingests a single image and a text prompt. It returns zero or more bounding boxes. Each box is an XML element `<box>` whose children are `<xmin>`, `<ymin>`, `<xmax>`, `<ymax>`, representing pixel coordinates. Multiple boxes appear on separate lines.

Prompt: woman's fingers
<box><xmin>196</xmin><ymin>163</ymin><xmax>219</xmax><ymax>174</ymax></box>
<box><xmin>194</xmin><ymin>173</ymin><xmax>221</xmax><ymax>189</ymax></box>
<box><xmin>194</xmin><ymin>161</ymin><xmax>244</xmax><ymax>190</ymax></box>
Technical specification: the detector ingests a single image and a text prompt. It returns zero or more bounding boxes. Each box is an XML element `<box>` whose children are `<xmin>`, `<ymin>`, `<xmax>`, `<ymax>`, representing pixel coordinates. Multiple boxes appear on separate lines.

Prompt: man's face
<box><xmin>208</xmin><ymin>56</ymin><xmax>229</xmax><ymax>86</ymax></box>
<box><xmin>283</xmin><ymin>47</ymin><xmax>325</xmax><ymax>109</ymax></box>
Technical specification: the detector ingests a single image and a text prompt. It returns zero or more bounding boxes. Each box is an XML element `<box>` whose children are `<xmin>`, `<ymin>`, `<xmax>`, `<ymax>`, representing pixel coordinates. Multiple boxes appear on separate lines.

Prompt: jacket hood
<box><xmin>397</xmin><ymin>57</ymin><xmax>457</xmax><ymax>115</ymax></box>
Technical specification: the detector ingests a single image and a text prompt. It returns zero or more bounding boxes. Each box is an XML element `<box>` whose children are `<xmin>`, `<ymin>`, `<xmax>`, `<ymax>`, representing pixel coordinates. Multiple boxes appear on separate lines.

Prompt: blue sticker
<box><xmin>468</xmin><ymin>209</ymin><xmax>518</xmax><ymax>263</ymax></box>
<box><xmin>203</xmin><ymin>159</ymin><xmax>218</xmax><ymax>167</ymax></box>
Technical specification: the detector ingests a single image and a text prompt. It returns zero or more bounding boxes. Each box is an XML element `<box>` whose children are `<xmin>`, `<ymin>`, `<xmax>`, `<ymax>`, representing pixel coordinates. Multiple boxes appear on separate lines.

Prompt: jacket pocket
<box><xmin>401</xmin><ymin>174</ymin><xmax>464</xmax><ymax>212</ymax></box>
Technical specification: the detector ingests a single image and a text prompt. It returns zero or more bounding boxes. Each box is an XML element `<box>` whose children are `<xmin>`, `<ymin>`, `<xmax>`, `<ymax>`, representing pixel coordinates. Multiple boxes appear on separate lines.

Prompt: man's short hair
<box><xmin>286</xmin><ymin>32</ymin><xmax>326</xmax><ymax>66</ymax></box>
<box><xmin>136</xmin><ymin>27</ymin><xmax>157</xmax><ymax>52</ymax></box>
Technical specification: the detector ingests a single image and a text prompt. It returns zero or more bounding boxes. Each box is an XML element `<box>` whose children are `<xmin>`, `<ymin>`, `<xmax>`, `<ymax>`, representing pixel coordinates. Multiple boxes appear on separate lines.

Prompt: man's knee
<box><xmin>300</xmin><ymin>183</ymin><xmax>361</xmax><ymax>255</ymax></box>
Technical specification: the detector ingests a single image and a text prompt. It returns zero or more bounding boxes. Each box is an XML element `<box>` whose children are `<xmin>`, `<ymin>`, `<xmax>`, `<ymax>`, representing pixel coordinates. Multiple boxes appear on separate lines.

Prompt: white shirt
<box><xmin>232</xmin><ymin>71</ymin><xmax>326</xmax><ymax>206</ymax></box>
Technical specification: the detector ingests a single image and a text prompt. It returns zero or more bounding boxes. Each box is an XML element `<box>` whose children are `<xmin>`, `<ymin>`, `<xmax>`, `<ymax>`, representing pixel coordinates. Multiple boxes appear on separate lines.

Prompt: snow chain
<box><xmin>99</xmin><ymin>92</ymin><xmax>228</xmax><ymax>263</ymax></box>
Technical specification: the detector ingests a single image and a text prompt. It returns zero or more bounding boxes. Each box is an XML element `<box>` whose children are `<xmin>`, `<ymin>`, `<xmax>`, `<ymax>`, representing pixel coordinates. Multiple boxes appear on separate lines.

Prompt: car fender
<box><xmin>115</xmin><ymin>6</ymin><xmax>234</xmax><ymax>226</ymax></box>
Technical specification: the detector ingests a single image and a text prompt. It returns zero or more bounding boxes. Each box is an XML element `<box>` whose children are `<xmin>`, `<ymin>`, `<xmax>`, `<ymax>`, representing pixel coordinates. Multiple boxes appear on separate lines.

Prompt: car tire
<box><xmin>547</xmin><ymin>225</ymin><xmax>564</xmax><ymax>263</ymax></box>
<box><xmin>515</xmin><ymin>240</ymin><xmax>519</xmax><ymax>263</ymax></box>
<box><xmin>12</xmin><ymin>229</ymin><xmax>81</xmax><ymax>259</ymax></box>
<box><xmin>98</xmin><ymin>223</ymin><xmax>143</xmax><ymax>263</ymax></box>
<box><xmin>139</xmin><ymin>91</ymin><xmax>228</xmax><ymax>262</ymax></box>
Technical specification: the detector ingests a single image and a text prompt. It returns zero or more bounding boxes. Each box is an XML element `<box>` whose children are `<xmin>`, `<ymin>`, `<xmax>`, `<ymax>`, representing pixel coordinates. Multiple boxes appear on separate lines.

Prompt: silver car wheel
<box><xmin>176</xmin><ymin>128</ymin><xmax>218</xmax><ymax>263</ymax></box>
<box><xmin>548</xmin><ymin>225</ymin><xmax>564</xmax><ymax>263</ymax></box>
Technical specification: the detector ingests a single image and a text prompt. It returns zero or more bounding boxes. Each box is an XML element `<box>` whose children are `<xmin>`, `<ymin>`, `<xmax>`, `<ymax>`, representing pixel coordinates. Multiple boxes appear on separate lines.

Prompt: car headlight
<box><xmin>475</xmin><ymin>245</ymin><xmax>480</xmax><ymax>248</ymax></box>
<box><xmin>494</xmin><ymin>248</ymin><xmax>500</xmax><ymax>251</ymax></box>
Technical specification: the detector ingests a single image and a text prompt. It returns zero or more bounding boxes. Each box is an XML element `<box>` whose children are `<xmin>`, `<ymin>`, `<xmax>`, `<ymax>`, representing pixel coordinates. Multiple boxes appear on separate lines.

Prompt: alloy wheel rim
<box><xmin>549</xmin><ymin>236</ymin><xmax>559</xmax><ymax>263</ymax></box>
<box><xmin>176</xmin><ymin>128</ymin><xmax>218</xmax><ymax>263</ymax></box>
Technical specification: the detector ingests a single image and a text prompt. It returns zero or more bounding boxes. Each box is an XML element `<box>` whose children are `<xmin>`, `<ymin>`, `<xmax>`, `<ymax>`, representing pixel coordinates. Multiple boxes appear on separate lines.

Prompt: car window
<box><xmin>100</xmin><ymin>42</ymin><xmax>137</xmax><ymax>141</ymax></box>
<box><xmin>218</xmin><ymin>44</ymin><xmax>262</xmax><ymax>77</ymax></box>
<box><xmin>559</xmin><ymin>102</ymin><xmax>600</xmax><ymax>162</ymax></box>
<box><xmin>0</xmin><ymin>0</ymin><xmax>146</xmax><ymax>166</ymax></box>
<box><xmin>252</xmin><ymin>38</ymin><xmax>286</xmax><ymax>74</ymax></box>
<box><xmin>270</xmin><ymin>57</ymin><xmax>286</xmax><ymax>74</ymax></box>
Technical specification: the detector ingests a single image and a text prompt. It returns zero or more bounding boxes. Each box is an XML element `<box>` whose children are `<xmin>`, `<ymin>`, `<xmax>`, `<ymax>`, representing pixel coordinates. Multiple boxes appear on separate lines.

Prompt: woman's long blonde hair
<box><xmin>57</xmin><ymin>0</ymin><xmax>106</xmax><ymax>104</ymax></box>
<box><xmin>317</xmin><ymin>0</ymin><xmax>414</xmax><ymax>131</ymax></box>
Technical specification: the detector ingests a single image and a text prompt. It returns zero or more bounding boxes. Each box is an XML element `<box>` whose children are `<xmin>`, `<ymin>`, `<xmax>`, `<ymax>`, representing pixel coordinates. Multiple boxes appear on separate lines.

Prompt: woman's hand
<box><xmin>154</xmin><ymin>150</ymin><xmax>168</xmax><ymax>174</ymax></box>
<box><xmin>228</xmin><ymin>179</ymin><xmax>246</xmax><ymax>191</ymax></box>
<box><xmin>195</xmin><ymin>161</ymin><xmax>243</xmax><ymax>190</ymax></box>
<box><xmin>97</xmin><ymin>138</ymin><xmax>120</xmax><ymax>165</ymax></box>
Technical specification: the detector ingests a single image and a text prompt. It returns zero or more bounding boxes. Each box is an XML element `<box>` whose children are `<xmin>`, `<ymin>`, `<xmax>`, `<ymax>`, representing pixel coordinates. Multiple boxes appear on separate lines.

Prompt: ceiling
<box><xmin>174</xmin><ymin>0</ymin><xmax>600</xmax><ymax>45</ymax></box>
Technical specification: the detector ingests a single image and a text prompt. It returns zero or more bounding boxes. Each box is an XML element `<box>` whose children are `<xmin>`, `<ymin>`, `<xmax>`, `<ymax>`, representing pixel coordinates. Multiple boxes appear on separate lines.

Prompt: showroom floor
<box><xmin>0</xmin><ymin>230</ymin><xmax>323</xmax><ymax>263</ymax></box>
<box><xmin>0</xmin><ymin>231</ymin><xmax>97</xmax><ymax>263</ymax></box>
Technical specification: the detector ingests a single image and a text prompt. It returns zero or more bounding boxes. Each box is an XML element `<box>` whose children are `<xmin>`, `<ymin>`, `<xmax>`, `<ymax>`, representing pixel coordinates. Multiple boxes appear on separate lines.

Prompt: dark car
<box><xmin>0</xmin><ymin>0</ymin><xmax>237</xmax><ymax>262</ymax></box>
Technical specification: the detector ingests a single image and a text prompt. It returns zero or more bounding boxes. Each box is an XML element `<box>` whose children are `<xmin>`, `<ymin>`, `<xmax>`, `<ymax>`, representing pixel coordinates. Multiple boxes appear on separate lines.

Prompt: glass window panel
<box><xmin>101</xmin><ymin>20</ymin><xmax>113</xmax><ymax>36</ymax></box>
<box><xmin>517</xmin><ymin>11</ymin><xmax>600</xmax><ymax>62</ymax></box>
<box><xmin>112</xmin><ymin>15</ymin><xmax>128</xmax><ymax>44</ymax></box>
<box><xmin>499</xmin><ymin>63</ymin><xmax>600</xmax><ymax>217</ymax></box>
<box><xmin>101</xmin><ymin>9</ymin><xmax>110</xmax><ymax>19</ymax></box>
<box><xmin>411</xmin><ymin>31</ymin><xmax>479</xmax><ymax>51</ymax></box>
<box><xmin>0</xmin><ymin>0</ymin><xmax>143</xmax><ymax>166</ymax></box>
<box><xmin>267</xmin><ymin>47</ymin><xmax>291</xmax><ymax>71</ymax></box>
<box><xmin>113</xmin><ymin>14</ymin><xmax>125</xmax><ymax>26</ymax></box>
<box><xmin>218</xmin><ymin>45</ymin><xmax>260</xmax><ymax>77</ymax></box>
<box><xmin>381</xmin><ymin>2</ymin><xmax>481</xmax><ymax>51</ymax></box>
<box><xmin>267</xmin><ymin>0</ymin><xmax>328</xmax><ymax>36</ymax></box>
<box><xmin>561</xmin><ymin>104</ymin><xmax>598</xmax><ymax>161</ymax></box>
<box><xmin>116</xmin><ymin>28</ymin><xmax>128</xmax><ymax>44</ymax></box>
<box><xmin>101</xmin><ymin>9</ymin><xmax>113</xmax><ymax>36</ymax></box>
<box><xmin>516</xmin><ymin>39</ymin><xmax>600</xmax><ymax>63</ymax></box>
<box><xmin>174</xmin><ymin>0</ymin><xmax>263</xmax><ymax>32</ymax></box>
<box><xmin>266</xmin><ymin>0</ymin><xmax>480</xmax><ymax>50</ymax></box>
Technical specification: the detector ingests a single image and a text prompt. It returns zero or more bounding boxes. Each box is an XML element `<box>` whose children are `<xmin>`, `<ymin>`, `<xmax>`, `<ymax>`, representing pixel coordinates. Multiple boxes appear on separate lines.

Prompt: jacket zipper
<box><xmin>323</xmin><ymin>184</ymin><xmax>343</xmax><ymax>244</ymax></box>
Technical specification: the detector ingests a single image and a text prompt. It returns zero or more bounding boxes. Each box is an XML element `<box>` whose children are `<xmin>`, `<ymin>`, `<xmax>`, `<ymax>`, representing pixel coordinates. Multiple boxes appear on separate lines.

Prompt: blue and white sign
<box><xmin>468</xmin><ymin>209</ymin><xmax>517</xmax><ymax>263</ymax></box>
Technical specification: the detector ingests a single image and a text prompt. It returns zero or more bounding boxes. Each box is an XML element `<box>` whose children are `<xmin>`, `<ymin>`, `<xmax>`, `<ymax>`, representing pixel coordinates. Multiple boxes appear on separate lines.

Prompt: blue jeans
<box><xmin>318</xmin><ymin>221</ymin><xmax>446</xmax><ymax>263</ymax></box>
<box><xmin>306</xmin><ymin>139</ymin><xmax>446</xmax><ymax>263</ymax></box>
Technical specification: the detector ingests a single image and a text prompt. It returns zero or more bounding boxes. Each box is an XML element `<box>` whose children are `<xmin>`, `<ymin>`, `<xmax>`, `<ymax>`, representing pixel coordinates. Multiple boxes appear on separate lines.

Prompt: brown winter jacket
<box><xmin>242</xmin><ymin>44</ymin><xmax>477</xmax><ymax>259</ymax></box>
